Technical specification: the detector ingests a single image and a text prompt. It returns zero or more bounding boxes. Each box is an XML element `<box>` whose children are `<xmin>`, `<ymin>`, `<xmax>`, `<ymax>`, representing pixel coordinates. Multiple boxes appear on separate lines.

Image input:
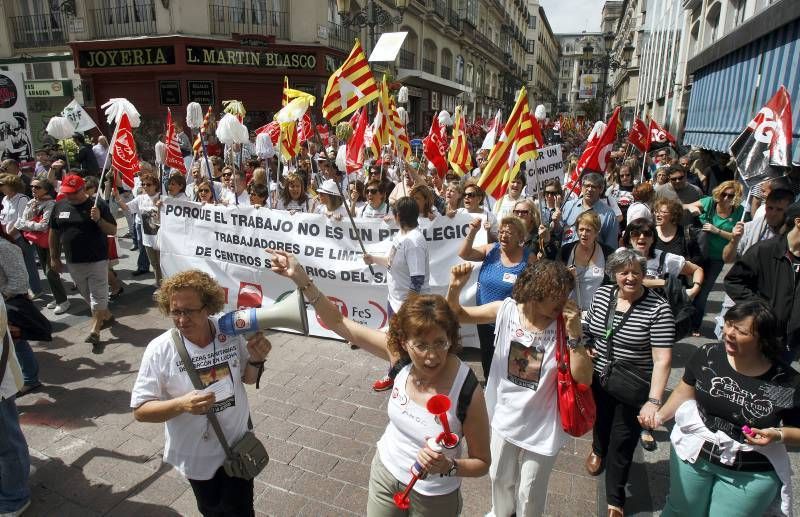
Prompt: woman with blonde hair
<box><xmin>687</xmin><ymin>180</ymin><xmax>744</xmax><ymax>336</ymax></box>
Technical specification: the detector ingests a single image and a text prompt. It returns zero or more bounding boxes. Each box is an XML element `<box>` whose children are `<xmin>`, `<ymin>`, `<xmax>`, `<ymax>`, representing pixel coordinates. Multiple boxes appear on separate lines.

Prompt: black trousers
<box><xmin>188</xmin><ymin>466</ymin><xmax>255</xmax><ymax>517</ymax></box>
<box><xmin>591</xmin><ymin>373</ymin><xmax>641</xmax><ymax>508</ymax></box>
<box><xmin>476</xmin><ymin>323</ymin><xmax>496</xmax><ymax>379</ymax></box>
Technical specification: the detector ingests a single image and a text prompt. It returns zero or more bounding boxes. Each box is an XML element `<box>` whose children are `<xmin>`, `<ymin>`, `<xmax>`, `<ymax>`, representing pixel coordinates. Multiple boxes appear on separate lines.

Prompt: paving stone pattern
<box><xmin>15</xmin><ymin>217</ymin><xmax>799</xmax><ymax>516</ymax></box>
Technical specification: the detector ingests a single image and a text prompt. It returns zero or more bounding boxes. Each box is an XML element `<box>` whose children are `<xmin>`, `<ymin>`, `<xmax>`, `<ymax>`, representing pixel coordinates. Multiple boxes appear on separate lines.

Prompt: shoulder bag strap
<box><xmin>456</xmin><ymin>368</ymin><xmax>479</xmax><ymax>425</ymax></box>
<box><xmin>169</xmin><ymin>329</ymin><xmax>234</xmax><ymax>458</ymax></box>
<box><xmin>603</xmin><ymin>288</ymin><xmax>648</xmax><ymax>362</ymax></box>
<box><xmin>657</xmin><ymin>249</ymin><xmax>667</xmax><ymax>277</ymax></box>
<box><xmin>0</xmin><ymin>332</ymin><xmax>10</xmax><ymax>388</ymax></box>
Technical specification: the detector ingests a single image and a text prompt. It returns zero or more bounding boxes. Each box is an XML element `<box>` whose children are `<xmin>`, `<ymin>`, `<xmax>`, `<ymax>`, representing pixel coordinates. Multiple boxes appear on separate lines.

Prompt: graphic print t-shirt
<box><xmin>683</xmin><ymin>342</ymin><xmax>800</xmax><ymax>442</ymax></box>
<box><xmin>130</xmin><ymin>320</ymin><xmax>251</xmax><ymax>480</ymax></box>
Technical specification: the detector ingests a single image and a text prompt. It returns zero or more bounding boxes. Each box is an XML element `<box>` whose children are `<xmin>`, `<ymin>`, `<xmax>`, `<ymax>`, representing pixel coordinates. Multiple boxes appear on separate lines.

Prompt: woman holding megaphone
<box><xmin>266</xmin><ymin>249</ymin><xmax>491</xmax><ymax>516</ymax></box>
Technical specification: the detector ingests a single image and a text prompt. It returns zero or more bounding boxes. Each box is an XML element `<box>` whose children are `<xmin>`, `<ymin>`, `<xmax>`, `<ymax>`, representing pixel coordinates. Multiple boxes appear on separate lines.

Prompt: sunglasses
<box><xmin>513</xmin><ymin>209</ymin><xmax>530</xmax><ymax>216</ymax></box>
<box><xmin>197</xmin><ymin>188</ymin><xmax>211</xmax><ymax>194</ymax></box>
<box><xmin>631</xmin><ymin>230</ymin><xmax>653</xmax><ymax>237</ymax></box>
<box><xmin>669</xmin><ymin>176</ymin><xmax>685</xmax><ymax>182</ymax></box>
<box><xmin>222</xmin><ymin>173</ymin><xmax>232</xmax><ymax>177</ymax></box>
<box><xmin>544</xmin><ymin>190</ymin><xmax>558</xmax><ymax>196</ymax></box>
<box><xmin>721</xmin><ymin>193</ymin><xmax>735</xmax><ymax>200</ymax></box>
<box><xmin>366</xmin><ymin>189</ymin><xmax>379</xmax><ymax>194</ymax></box>
<box><xmin>464</xmin><ymin>191</ymin><xmax>479</xmax><ymax>198</ymax></box>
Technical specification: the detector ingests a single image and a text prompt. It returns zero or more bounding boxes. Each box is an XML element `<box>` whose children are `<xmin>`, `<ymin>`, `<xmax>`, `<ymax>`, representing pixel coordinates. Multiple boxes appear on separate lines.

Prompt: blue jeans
<box><xmin>0</xmin><ymin>397</ymin><xmax>30</xmax><ymax>513</ymax></box>
<box><xmin>13</xmin><ymin>340</ymin><xmax>38</xmax><ymax>386</ymax></box>
<box><xmin>135</xmin><ymin>223</ymin><xmax>150</xmax><ymax>272</ymax></box>
<box><xmin>14</xmin><ymin>236</ymin><xmax>41</xmax><ymax>295</ymax></box>
<box><xmin>692</xmin><ymin>258</ymin><xmax>725</xmax><ymax>332</ymax></box>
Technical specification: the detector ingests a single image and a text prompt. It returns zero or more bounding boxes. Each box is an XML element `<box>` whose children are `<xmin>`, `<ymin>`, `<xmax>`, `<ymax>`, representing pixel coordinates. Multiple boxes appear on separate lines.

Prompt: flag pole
<box><xmin>333</xmin><ymin>167</ymin><xmax>377</xmax><ymax>279</ymax></box>
<box><xmin>639</xmin><ymin>150</ymin><xmax>648</xmax><ymax>184</ymax></box>
<box><xmin>94</xmin><ymin>123</ymin><xmax>121</xmax><ymax>208</ymax></box>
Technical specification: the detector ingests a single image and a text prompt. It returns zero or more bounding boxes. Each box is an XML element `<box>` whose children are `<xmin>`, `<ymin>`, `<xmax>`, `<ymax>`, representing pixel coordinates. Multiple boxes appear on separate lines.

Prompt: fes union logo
<box><xmin>235</xmin><ymin>316</ymin><xmax>247</xmax><ymax>329</ymax></box>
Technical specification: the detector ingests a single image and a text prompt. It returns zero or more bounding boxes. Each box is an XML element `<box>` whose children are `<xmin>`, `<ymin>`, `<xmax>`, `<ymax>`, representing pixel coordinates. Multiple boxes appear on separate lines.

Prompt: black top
<box><xmin>50</xmin><ymin>197</ymin><xmax>115</xmax><ymax>263</ymax></box>
<box><xmin>683</xmin><ymin>342</ymin><xmax>800</xmax><ymax>442</ymax></box>
<box><xmin>76</xmin><ymin>144</ymin><xmax>99</xmax><ymax>175</ymax></box>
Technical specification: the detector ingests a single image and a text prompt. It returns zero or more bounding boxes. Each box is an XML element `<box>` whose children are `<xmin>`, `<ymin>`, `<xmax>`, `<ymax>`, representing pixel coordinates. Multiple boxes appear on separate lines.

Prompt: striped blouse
<box><xmin>586</xmin><ymin>285</ymin><xmax>675</xmax><ymax>375</ymax></box>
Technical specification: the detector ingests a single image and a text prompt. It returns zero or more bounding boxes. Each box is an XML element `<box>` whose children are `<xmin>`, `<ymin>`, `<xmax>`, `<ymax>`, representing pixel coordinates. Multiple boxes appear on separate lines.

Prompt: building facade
<box><xmin>555</xmin><ymin>32</ymin><xmax>608</xmax><ymax>119</ymax></box>
<box><xmin>0</xmin><ymin>0</ymin><xmax>530</xmax><ymax>148</ymax></box>
<box><xmin>681</xmin><ymin>0</ymin><xmax>799</xmax><ymax>159</ymax></box>
<box><xmin>523</xmin><ymin>2</ymin><xmax>559</xmax><ymax>115</ymax></box>
<box><xmin>606</xmin><ymin>0</ymin><xmax>644</xmax><ymax>128</ymax></box>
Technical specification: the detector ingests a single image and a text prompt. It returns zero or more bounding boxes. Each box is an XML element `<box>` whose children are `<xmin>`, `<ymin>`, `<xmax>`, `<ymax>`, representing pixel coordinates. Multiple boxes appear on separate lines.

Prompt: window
<box><xmin>526</xmin><ymin>39</ymin><xmax>535</xmax><ymax>53</ymax></box>
<box><xmin>465</xmin><ymin>62</ymin><xmax>473</xmax><ymax>87</ymax></box>
<box><xmin>527</xmin><ymin>65</ymin><xmax>534</xmax><ymax>82</ymax></box>
<box><xmin>25</xmin><ymin>62</ymin><xmax>53</xmax><ymax>80</ymax></box>
<box><xmin>528</xmin><ymin>13</ymin><xmax>536</xmax><ymax>29</ymax></box>
<box><xmin>59</xmin><ymin>60</ymin><xmax>68</xmax><ymax>78</ymax></box>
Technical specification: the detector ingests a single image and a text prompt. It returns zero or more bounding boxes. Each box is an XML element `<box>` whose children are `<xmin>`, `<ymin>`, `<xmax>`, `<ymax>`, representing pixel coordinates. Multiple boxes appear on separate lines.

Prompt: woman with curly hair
<box><xmin>447</xmin><ymin>259</ymin><xmax>593</xmax><ymax>517</ymax></box>
<box><xmin>687</xmin><ymin>180</ymin><xmax>744</xmax><ymax>336</ymax></box>
<box><xmin>130</xmin><ymin>270</ymin><xmax>272</xmax><ymax>516</ymax></box>
<box><xmin>266</xmin><ymin>249</ymin><xmax>491</xmax><ymax>516</ymax></box>
<box><xmin>276</xmin><ymin>172</ymin><xmax>311</xmax><ymax>213</ymax></box>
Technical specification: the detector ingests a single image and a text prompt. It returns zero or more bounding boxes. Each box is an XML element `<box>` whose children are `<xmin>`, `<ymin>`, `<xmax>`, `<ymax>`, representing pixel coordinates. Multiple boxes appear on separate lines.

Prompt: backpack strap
<box><xmin>456</xmin><ymin>368</ymin><xmax>479</xmax><ymax>425</ymax></box>
<box><xmin>657</xmin><ymin>249</ymin><xmax>667</xmax><ymax>277</ymax></box>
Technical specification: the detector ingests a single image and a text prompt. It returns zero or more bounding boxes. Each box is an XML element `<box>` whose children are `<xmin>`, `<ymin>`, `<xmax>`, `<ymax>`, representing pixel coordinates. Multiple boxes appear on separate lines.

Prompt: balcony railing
<box><xmin>328</xmin><ymin>22</ymin><xmax>357</xmax><ymax>53</ymax></box>
<box><xmin>441</xmin><ymin>65</ymin><xmax>451</xmax><ymax>80</ymax></box>
<box><xmin>422</xmin><ymin>58</ymin><xmax>436</xmax><ymax>74</ymax></box>
<box><xmin>428</xmin><ymin>0</ymin><xmax>447</xmax><ymax>18</ymax></box>
<box><xmin>91</xmin><ymin>1</ymin><xmax>156</xmax><ymax>39</ymax></box>
<box><xmin>448</xmin><ymin>8</ymin><xmax>461</xmax><ymax>31</ymax></box>
<box><xmin>9</xmin><ymin>12</ymin><xmax>67</xmax><ymax>48</ymax></box>
<box><xmin>399</xmin><ymin>49</ymin><xmax>415</xmax><ymax>68</ymax></box>
<box><xmin>209</xmin><ymin>4</ymin><xmax>288</xmax><ymax>39</ymax></box>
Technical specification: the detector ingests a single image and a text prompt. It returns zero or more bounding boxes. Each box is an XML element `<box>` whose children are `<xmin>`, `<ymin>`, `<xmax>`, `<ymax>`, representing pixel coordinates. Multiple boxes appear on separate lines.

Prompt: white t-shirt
<box><xmin>359</xmin><ymin>201</ymin><xmax>389</xmax><ymax>218</ymax></box>
<box><xmin>646</xmin><ymin>249</ymin><xmax>685</xmax><ymax>279</ymax></box>
<box><xmin>493</xmin><ymin>194</ymin><xmax>523</xmax><ymax>220</ymax></box>
<box><xmin>376</xmin><ymin>361</ymin><xmax>468</xmax><ymax>496</ymax></box>
<box><xmin>126</xmin><ymin>193</ymin><xmax>160</xmax><ymax>248</ymax></box>
<box><xmin>387</xmin><ymin>228</ymin><xmax>430</xmax><ymax>312</ymax></box>
<box><xmin>315</xmin><ymin>202</ymin><xmax>349</xmax><ymax>220</ymax></box>
<box><xmin>1</xmin><ymin>193</ymin><xmax>29</xmax><ymax>238</ymax></box>
<box><xmin>130</xmin><ymin>321</ymin><xmax>251</xmax><ymax>480</ymax></box>
<box><xmin>276</xmin><ymin>198</ymin><xmax>311</xmax><ymax>212</ymax></box>
<box><xmin>484</xmin><ymin>298</ymin><xmax>565</xmax><ymax>456</ymax></box>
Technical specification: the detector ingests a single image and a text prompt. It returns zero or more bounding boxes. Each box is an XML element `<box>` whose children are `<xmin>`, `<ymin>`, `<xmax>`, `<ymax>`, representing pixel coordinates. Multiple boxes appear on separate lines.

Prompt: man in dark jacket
<box><xmin>72</xmin><ymin>132</ymin><xmax>99</xmax><ymax>176</ymax></box>
<box><xmin>725</xmin><ymin>201</ymin><xmax>800</xmax><ymax>362</ymax></box>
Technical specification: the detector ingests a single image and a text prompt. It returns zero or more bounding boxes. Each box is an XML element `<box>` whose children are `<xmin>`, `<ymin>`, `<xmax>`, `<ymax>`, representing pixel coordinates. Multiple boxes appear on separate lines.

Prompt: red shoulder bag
<box><xmin>555</xmin><ymin>316</ymin><xmax>596</xmax><ymax>437</ymax></box>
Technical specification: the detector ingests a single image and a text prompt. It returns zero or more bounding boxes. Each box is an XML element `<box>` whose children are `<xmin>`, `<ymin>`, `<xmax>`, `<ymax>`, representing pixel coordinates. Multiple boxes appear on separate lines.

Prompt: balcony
<box><xmin>9</xmin><ymin>12</ymin><xmax>67</xmax><ymax>48</ymax></box>
<box><xmin>91</xmin><ymin>1</ymin><xmax>156</xmax><ymax>39</ymax></box>
<box><xmin>447</xmin><ymin>8</ymin><xmax>461</xmax><ymax>31</ymax></box>
<box><xmin>209</xmin><ymin>4</ymin><xmax>289</xmax><ymax>39</ymax></box>
<box><xmin>328</xmin><ymin>22</ymin><xmax>357</xmax><ymax>53</ymax></box>
<box><xmin>422</xmin><ymin>58</ymin><xmax>436</xmax><ymax>74</ymax></box>
<box><xmin>399</xmin><ymin>49</ymin><xmax>415</xmax><ymax>68</ymax></box>
<box><xmin>428</xmin><ymin>0</ymin><xmax>447</xmax><ymax>18</ymax></box>
<box><xmin>441</xmin><ymin>65</ymin><xmax>451</xmax><ymax>80</ymax></box>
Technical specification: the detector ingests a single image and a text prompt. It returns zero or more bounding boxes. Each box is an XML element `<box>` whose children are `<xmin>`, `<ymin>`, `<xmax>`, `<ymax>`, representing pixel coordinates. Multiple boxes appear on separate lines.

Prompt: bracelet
<box><xmin>771</xmin><ymin>427</ymin><xmax>784</xmax><ymax>443</ymax></box>
<box><xmin>692</xmin><ymin>281</ymin><xmax>701</xmax><ymax>287</ymax></box>
<box><xmin>299</xmin><ymin>278</ymin><xmax>313</xmax><ymax>292</ymax></box>
<box><xmin>307</xmin><ymin>289</ymin><xmax>322</xmax><ymax>305</ymax></box>
<box><xmin>648</xmin><ymin>397</ymin><xmax>663</xmax><ymax>407</ymax></box>
<box><xmin>248</xmin><ymin>360</ymin><xmax>266</xmax><ymax>367</ymax></box>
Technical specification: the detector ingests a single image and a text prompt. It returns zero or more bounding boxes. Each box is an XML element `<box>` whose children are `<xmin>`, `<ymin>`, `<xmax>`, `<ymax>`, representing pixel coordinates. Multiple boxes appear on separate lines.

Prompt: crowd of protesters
<box><xmin>1</xmin><ymin>118</ymin><xmax>798</xmax><ymax>517</ymax></box>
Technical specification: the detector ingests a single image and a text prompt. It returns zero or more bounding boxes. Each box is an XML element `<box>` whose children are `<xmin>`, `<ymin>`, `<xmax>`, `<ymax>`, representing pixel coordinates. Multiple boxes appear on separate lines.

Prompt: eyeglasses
<box><xmin>197</xmin><ymin>188</ymin><xmax>211</xmax><ymax>194</ymax></box>
<box><xmin>630</xmin><ymin>230</ymin><xmax>654</xmax><ymax>238</ymax></box>
<box><xmin>366</xmin><ymin>189</ymin><xmax>379</xmax><ymax>194</ymax></box>
<box><xmin>513</xmin><ymin>209</ymin><xmax>530</xmax><ymax>216</ymax></box>
<box><xmin>169</xmin><ymin>305</ymin><xmax>206</xmax><ymax>319</ymax></box>
<box><xmin>141</xmin><ymin>182</ymin><xmax>155</xmax><ymax>187</ymax></box>
<box><xmin>721</xmin><ymin>193</ymin><xmax>735</xmax><ymax>200</ymax></box>
<box><xmin>464</xmin><ymin>191</ymin><xmax>479</xmax><ymax>198</ymax></box>
<box><xmin>407</xmin><ymin>339</ymin><xmax>450</xmax><ymax>353</ymax></box>
<box><xmin>582</xmin><ymin>183</ymin><xmax>600</xmax><ymax>190</ymax></box>
<box><xmin>669</xmin><ymin>176</ymin><xmax>685</xmax><ymax>182</ymax></box>
<box><xmin>544</xmin><ymin>190</ymin><xmax>558</xmax><ymax>196</ymax></box>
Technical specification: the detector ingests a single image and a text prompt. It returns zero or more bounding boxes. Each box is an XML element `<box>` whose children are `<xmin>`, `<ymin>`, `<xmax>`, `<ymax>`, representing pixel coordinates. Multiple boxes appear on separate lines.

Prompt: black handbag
<box><xmin>598</xmin><ymin>288</ymin><xmax>651</xmax><ymax>408</ymax></box>
<box><xmin>170</xmin><ymin>329</ymin><xmax>269</xmax><ymax>480</ymax></box>
<box><xmin>6</xmin><ymin>294</ymin><xmax>52</xmax><ymax>342</ymax></box>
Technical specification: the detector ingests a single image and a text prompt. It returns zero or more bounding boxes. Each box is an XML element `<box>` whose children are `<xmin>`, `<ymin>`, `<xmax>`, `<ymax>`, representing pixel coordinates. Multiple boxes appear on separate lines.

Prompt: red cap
<box><xmin>60</xmin><ymin>174</ymin><xmax>85</xmax><ymax>194</ymax></box>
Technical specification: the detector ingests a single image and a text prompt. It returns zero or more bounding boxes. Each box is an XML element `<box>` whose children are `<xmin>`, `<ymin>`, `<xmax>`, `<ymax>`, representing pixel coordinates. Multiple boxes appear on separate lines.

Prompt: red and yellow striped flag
<box><xmin>192</xmin><ymin>106</ymin><xmax>213</xmax><ymax>158</ymax></box>
<box><xmin>282</xmin><ymin>76</ymin><xmax>289</xmax><ymax>107</ymax></box>
<box><xmin>368</xmin><ymin>75</ymin><xmax>391</xmax><ymax>160</ymax></box>
<box><xmin>447</xmin><ymin>106</ymin><xmax>472</xmax><ymax>176</ymax></box>
<box><xmin>388</xmin><ymin>96</ymin><xmax>412</xmax><ymax>161</ymax></box>
<box><xmin>478</xmin><ymin>87</ymin><xmax>537</xmax><ymax>200</ymax></box>
<box><xmin>322</xmin><ymin>39</ymin><xmax>379</xmax><ymax>125</ymax></box>
<box><xmin>279</xmin><ymin>121</ymin><xmax>300</xmax><ymax>161</ymax></box>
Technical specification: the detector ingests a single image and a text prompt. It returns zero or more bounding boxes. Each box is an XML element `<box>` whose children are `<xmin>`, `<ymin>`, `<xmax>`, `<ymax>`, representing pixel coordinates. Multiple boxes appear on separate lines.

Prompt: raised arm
<box><xmin>445</xmin><ymin>263</ymin><xmax>502</xmax><ymax>325</ymax></box>
<box><xmin>458</xmin><ymin>218</ymin><xmax>490</xmax><ymax>261</ymax></box>
<box><xmin>267</xmin><ymin>248</ymin><xmax>391</xmax><ymax>361</ymax></box>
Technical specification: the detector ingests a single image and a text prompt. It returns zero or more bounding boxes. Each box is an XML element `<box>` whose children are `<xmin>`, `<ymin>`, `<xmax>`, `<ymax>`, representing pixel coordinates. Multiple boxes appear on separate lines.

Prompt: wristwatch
<box><xmin>446</xmin><ymin>458</ymin><xmax>458</xmax><ymax>477</ymax></box>
<box><xmin>566</xmin><ymin>336</ymin><xmax>584</xmax><ymax>351</ymax></box>
<box><xmin>648</xmin><ymin>397</ymin><xmax>663</xmax><ymax>407</ymax></box>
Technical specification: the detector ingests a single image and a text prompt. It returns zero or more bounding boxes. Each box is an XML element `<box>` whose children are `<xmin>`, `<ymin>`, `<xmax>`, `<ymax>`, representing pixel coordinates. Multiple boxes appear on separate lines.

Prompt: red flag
<box><xmin>565</xmin><ymin>107</ymin><xmax>621</xmax><ymax>196</ymax></box>
<box><xmin>346</xmin><ymin>108</ymin><xmax>368</xmax><ymax>174</ymax></box>
<box><xmin>730</xmin><ymin>85</ymin><xmax>793</xmax><ymax>184</ymax></box>
<box><xmin>530</xmin><ymin>113</ymin><xmax>545</xmax><ymax>149</ymax></box>
<box><xmin>255</xmin><ymin>121</ymin><xmax>280</xmax><ymax>145</ymax></box>
<box><xmin>423</xmin><ymin>115</ymin><xmax>448</xmax><ymax>176</ymax></box>
<box><xmin>648</xmin><ymin>119</ymin><xmax>676</xmax><ymax>150</ymax></box>
<box><xmin>164</xmin><ymin>108</ymin><xmax>186</xmax><ymax>173</ymax></box>
<box><xmin>628</xmin><ymin>118</ymin><xmax>649</xmax><ymax>153</ymax></box>
<box><xmin>112</xmin><ymin>113</ymin><xmax>140</xmax><ymax>188</ymax></box>
<box><xmin>297</xmin><ymin>113</ymin><xmax>313</xmax><ymax>143</ymax></box>
<box><xmin>317</xmin><ymin>124</ymin><xmax>330</xmax><ymax>147</ymax></box>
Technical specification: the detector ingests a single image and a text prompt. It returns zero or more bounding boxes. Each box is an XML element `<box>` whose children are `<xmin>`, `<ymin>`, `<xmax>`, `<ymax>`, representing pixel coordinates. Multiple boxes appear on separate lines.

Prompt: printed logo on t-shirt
<box><xmin>709</xmin><ymin>376</ymin><xmax>773</xmax><ymax>420</ymax></box>
<box><xmin>177</xmin><ymin>343</ymin><xmax>239</xmax><ymax>412</ymax></box>
<box><xmin>507</xmin><ymin>340</ymin><xmax>544</xmax><ymax>390</ymax></box>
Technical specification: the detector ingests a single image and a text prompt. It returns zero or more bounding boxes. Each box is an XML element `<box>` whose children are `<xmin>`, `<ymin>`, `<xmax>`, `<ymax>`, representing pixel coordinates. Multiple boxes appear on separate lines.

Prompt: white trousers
<box><xmin>488</xmin><ymin>433</ymin><xmax>558</xmax><ymax>517</ymax></box>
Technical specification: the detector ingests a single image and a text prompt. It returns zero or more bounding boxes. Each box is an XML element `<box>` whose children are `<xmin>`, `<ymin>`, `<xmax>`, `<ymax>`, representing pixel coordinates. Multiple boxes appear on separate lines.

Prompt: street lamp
<box><xmin>336</xmin><ymin>0</ymin><xmax>407</xmax><ymax>51</ymax></box>
<box><xmin>581</xmin><ymin>31</ymin><xmax>634</xmax><ymax>118</ymax></box>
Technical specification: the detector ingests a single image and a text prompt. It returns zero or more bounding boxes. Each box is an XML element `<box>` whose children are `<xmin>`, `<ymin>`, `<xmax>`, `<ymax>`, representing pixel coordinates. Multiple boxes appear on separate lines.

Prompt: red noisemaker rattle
<box><xmin>393</xmin><ymin>395</ymin><xmax>461</xmax><ymax>509</ymax></box>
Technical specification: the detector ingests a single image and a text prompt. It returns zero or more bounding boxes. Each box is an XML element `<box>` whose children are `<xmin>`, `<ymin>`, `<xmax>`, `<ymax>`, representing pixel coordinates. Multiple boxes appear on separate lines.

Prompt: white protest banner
<box><xmin>61</xmin><ymin>99</ymin><xmax>97</xmax><ymax>132</ymax></box>
<box><xmin>0</xmin><ymin>71</ymin><xmax>34</xmax><ymax>163</ymax></box>
<box><xmin>158</xmin><ymin>200</ymin><xmax>486</xmax><ymax>347</ymax></box>
<box><xmin>525</xmin><ymin>144</ymin><xmax>564</xmax><ymax>195</ymax></box>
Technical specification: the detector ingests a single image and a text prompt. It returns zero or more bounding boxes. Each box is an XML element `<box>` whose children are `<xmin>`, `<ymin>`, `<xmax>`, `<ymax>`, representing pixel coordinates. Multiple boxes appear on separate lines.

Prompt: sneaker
<box><xmin>0</xmin><ymin>500</ymin><xmax>31</xmax><ymax>517</ymax></box>
<box><xmin>372</xmin><ymin>375</ymin><xmax>394</xmax><ymax>392</ymax></box>
<box><xmin>53</xmin><ymin>301</ymin><xmax>70</xmax><ymax>315</ymax></box>
<box><xmin>46</xmin><ymin>300</ymin><xmax>57</xmax><ymax>309</ymax></box>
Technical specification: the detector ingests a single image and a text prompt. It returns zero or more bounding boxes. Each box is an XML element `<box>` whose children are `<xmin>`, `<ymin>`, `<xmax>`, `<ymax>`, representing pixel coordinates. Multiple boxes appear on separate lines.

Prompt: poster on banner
<box><xmin>158</xmin><ymin>200</ymin><xmax>486</xmax><ymax>348</ymax></box>
<box><xmin>525</xmin><ymin>144</ymin><xmax>564</xmax><ymax>194</ymax></box>
<box><xmin>0</xmin><ymin>72</ymin><xmax>33</xmax><ymax>163</ymax></box>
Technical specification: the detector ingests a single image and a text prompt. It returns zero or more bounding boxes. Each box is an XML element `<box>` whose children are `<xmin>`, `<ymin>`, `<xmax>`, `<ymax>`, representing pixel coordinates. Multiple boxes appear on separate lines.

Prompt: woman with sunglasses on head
<box><xmin>266</xmin><ymin>249</ymin><xmax>491</xmax><ymax>516</ymax></box>
<box><xmin>447</xmin><ymin>259</ymin><xmax>592</xmax><ymax>517</ymax></box>
<box><xmin>512</xmin><ymin>198</ymin><xmax>555</xmax><ymax>259</ymax></box>
<box><xmin>686</xmin><ymin>180</ymin><xmax>744</xmax><ymax>337</ymax></box>
<box><xmin>459</xmin><ymin>215</ymin><xmax>533</xmax><ymax>377</ymax></box>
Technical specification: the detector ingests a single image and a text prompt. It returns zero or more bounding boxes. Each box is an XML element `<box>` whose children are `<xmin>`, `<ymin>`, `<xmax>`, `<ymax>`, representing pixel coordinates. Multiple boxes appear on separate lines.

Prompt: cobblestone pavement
<box><xmin>14</xmin><ymin>218</ymin><xmax>799</xmax><ymax>516</ymax></box>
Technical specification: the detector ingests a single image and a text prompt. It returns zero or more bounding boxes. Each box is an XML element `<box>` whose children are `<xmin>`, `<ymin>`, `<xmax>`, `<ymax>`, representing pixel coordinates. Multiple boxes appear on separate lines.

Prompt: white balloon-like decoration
<box><xmin>438</xmin><ymin>110</ymin><xmax>453</xmax><ymax>127</ymax></box>
<box><xmin>100</xmin><ymin>98</ymin><xmax>141</xmax><ymax>128</ymax></box>
<box><xmin>186</xmin><ymin>102</ymin><xmax>203</xmax><ymax>130</ymax></box>
<box><xmin>45</xmin><ymin>116</ymin><xmax>75</xmax><ymax>140</ymax></box>
<box><xmin>397</xmin><ymin>106</ymin><xmax>409</xmax><ymax>127</ymax></box>
<box><xmin>216</xmin><ymin>113</ymin><xmax>249</xmax><ymax>145</ymax></box>
<box><xmin>255</xmin><ymin>132</ymin><xmax>275</xmax><ymax>159</ymax></box>
<box><xmin>154</xmin><ymin>141</ymin><xmax>166</xmax><ymax>165</ymax></box>
<box><xmin>534</xmin><ymin>104</ymin><xmax>547</xmax><ymax>121</ymax></box>
<box><xmin>397</xmin><ymin>86</ymin><xmax>409</xmax><ymax>104</ymax></box>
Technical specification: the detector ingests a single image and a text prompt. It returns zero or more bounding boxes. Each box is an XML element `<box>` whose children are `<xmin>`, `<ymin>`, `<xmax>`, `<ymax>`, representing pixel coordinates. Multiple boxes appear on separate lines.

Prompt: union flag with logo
<box><xmin>111</xmin><ymin>113</ymin><xmax>140</xmax><ymax>188</ymax></box>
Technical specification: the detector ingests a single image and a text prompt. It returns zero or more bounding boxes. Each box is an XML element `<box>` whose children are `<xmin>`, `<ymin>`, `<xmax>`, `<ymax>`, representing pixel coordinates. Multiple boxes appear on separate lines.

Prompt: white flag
<box><xmin>60</xmin><ymin>99</ymin><xmax>97</xmax><ymax>132</ymax></box>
